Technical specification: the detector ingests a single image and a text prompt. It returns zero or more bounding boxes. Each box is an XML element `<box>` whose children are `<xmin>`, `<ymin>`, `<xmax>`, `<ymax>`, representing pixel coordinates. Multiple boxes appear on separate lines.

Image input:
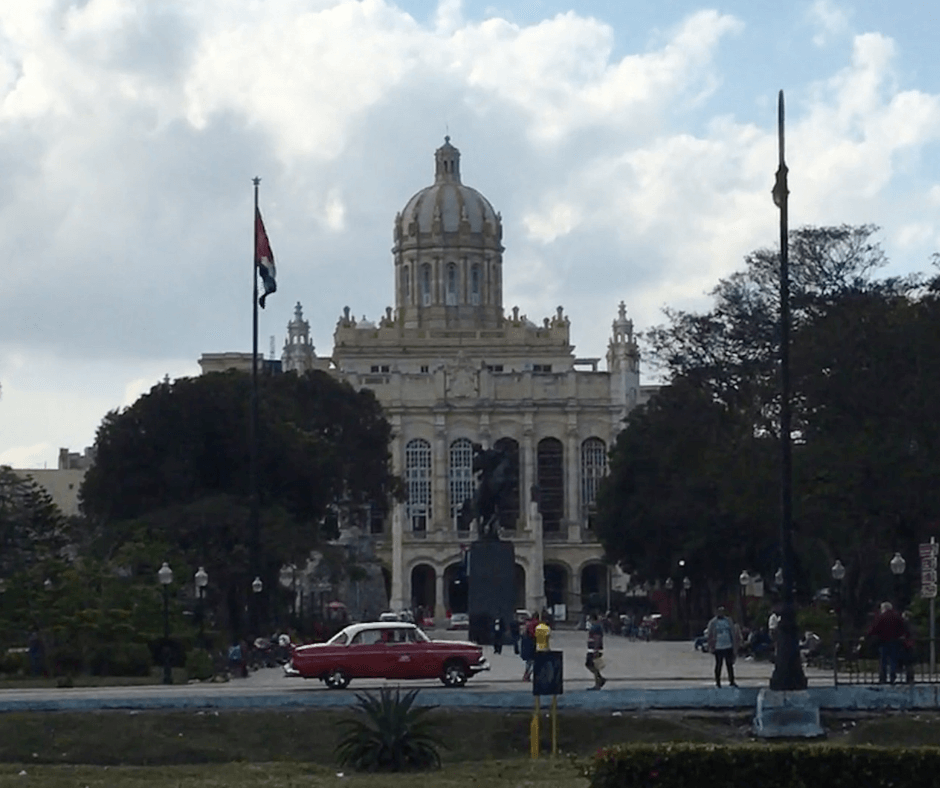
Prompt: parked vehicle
<box><xmin>448</xmin><ymin>612</ymin><xmax>470</xmax><ymax>630</ymax></box>
<box><xmin>284</xmin><ymin>621</ymin><xmax>489</xmax><ymax>689</ymax></box>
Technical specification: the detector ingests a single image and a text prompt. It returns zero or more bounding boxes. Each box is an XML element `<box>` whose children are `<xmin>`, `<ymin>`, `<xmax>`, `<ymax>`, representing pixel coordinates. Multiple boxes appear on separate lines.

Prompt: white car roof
<box><xmin>340</xmin><ymin>621</ymin><xmax>417</xmax><ymax>636</ymax></box>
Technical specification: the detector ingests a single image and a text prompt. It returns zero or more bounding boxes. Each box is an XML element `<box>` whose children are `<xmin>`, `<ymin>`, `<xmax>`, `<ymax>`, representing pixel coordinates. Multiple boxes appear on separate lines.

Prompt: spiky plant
<box><xmin>334</xmin><ymin>686</ymin><xmax>445</xmax><ymax>772</ymax></box>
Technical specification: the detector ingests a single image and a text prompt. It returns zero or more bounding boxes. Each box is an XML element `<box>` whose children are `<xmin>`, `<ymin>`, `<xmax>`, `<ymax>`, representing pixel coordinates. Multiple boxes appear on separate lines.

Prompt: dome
<box><xmin>394</xmin><ymin>137</ymin><xmax>502</xmax><ymax>250</ymax></box>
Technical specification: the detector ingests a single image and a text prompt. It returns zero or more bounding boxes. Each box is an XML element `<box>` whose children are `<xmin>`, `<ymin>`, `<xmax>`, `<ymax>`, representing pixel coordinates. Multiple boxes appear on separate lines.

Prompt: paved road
<box><xmin>0</xmin><ymin>629</ymin><xmax>836</xmax><ymax>712</ymax></box>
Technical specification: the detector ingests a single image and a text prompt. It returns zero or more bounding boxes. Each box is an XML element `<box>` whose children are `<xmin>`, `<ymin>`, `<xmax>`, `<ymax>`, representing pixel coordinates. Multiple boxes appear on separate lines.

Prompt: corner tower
<box><xmin>392</xmin><ymin>138</ymin><xmax>504</xmax><ymax>330</ymax></box>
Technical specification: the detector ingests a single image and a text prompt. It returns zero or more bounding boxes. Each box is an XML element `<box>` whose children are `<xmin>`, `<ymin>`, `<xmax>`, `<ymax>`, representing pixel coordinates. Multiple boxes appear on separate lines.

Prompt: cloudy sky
<box><xmin>2</xmin><ymin>0</ymin><xmax>939</xmax><ymax>469</ymax></box>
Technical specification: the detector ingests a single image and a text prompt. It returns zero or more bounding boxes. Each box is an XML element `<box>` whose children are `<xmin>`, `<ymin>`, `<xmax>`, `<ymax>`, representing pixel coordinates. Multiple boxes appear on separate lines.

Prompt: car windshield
<box><xmin>327</xmin><ymin>630</ymin><xmax>349</xmax><ymax>645</ymax></box>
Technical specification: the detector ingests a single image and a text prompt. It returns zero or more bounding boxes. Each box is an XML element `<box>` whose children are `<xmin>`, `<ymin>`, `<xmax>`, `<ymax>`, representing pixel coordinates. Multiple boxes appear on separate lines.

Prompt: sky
<box><xmin>2</xmin><ymin>0</ymin><xmax>940</xmax><ymax>469</ymax></box>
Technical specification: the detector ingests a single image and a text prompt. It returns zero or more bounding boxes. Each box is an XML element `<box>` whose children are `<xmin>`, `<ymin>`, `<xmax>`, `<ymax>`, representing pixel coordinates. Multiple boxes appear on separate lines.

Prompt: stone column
<box><xmin>434</xmin><ymin>415</ymin><xmax>448</xmax><ymax>535</ymax></box>
<box><xmin>390</xmin><ymin>503</ymin><xmax>405</xmax><ymax>611</ymax></box>
<box><xmin>526</xmin><ymin>500</ymin><xmax>545</xmax><ymax>614</ymax></box>
<box><xmin>435</xmin><ymin>567</ymin><xmax>446</xmax><ymax>623</ymax></box>
<box><xmin>566</xmin><ymin>416</ymin><xmax>580</xmax><ymax>541</ymax></box>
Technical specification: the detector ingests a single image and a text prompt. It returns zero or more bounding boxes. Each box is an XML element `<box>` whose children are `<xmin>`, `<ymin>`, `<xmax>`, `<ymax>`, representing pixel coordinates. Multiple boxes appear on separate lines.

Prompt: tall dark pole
<box><xmin>770</xmin><ymin>90</ymin><xmax>807</xmax><ymax>691</ymax></box>
<box><xmin>249</xmin><ymin>177</ymin><xmax>261</xmax><ymax>641</ymax></box>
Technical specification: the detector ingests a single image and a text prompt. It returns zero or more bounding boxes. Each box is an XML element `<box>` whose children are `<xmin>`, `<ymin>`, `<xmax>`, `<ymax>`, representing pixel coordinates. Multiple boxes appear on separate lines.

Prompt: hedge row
<box><xmin>589</xmin><ymin>743</ymin><xmax>940</xmax><ymax>788</ymax></box>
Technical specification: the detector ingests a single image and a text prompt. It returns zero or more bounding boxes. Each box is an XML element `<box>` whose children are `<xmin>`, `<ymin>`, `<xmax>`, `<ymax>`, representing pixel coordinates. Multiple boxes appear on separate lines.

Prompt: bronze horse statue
<box><xmin>458</xmin><ymin>443</ymin><xmax>513</xmax><ymax>539</ymax></box>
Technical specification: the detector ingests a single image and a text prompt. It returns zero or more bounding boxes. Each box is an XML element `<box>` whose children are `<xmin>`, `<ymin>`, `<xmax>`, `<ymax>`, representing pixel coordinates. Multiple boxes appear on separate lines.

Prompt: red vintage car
<box><xmin>284</xmin><ymin>621</ymin><xmax>489</xmax><ymax>689</ymax></box>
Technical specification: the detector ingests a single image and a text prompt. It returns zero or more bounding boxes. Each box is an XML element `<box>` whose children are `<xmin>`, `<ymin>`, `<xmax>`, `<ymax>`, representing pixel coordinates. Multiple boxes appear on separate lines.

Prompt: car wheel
<box><xmin>441</xmin><ymin>660</ymin><xmax>468</xmax><ymax>688</ymax></box>
<box><xmin>324</xmin><ymin>668</ymin><xmax>350</xmax><ymax>689</ymax></box>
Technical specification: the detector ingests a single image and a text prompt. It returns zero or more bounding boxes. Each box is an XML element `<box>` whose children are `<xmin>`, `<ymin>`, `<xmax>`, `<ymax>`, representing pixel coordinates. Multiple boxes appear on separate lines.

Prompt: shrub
<box><xmin>334</xmin><ymin>687</ymin><xmax>445</xmax><ymax>772</ymax></box>
<box><xmin>589</xmin><ymin>743</ymin><xmax>940</xmax><ymax>788</ymax></box>
<box><xmin>0</xmin><ymin>649</ymin><xmax>28</xmax><ymax>676</ymax></box>
<box><xmin>186</xmin><ymin>648</ymin><xmax>214</xmax><ymax>681</ymax></box>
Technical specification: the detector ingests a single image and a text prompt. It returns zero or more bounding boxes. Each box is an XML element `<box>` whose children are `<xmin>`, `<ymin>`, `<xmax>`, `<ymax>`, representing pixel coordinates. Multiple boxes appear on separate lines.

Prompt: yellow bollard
<box><xmin>530</xmin><ymin>695</ymin><xmax>540</xmax><ymax>758</ymax></box>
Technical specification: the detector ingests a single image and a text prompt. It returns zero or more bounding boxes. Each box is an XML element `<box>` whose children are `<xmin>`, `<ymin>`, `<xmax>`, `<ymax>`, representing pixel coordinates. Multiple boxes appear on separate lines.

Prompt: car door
<box><xmin>348</xmin><ymin>628</ymin><xmax>389</xmax><ymax>678</ymax></box>
<box><xmin>382</xmin><ymin>627</ymin><xmax>416</xmax><ymax>678</ymax></box>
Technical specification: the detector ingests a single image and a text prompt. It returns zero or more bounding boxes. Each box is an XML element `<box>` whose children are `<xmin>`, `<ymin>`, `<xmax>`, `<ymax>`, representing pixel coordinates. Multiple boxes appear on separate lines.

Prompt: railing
<box><xmin>822</xmin><ymin>636</ymin><xmax>940</xmax><ymax>685</ymax></box>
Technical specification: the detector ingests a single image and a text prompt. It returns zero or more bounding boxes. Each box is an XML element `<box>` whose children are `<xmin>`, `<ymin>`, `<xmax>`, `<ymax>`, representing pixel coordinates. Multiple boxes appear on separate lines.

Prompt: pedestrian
<box><xmin>901</xmin><ymin>611</ymin><xmax>916</xmax><ymax>684</ymax></box>
<box><xmin>492</xmin><ymin>616</ymin><xmax>505</xmax><ymax>654</ymax></box>
<box><xmin>585</xmin><ymin>613</ymin><xmax>607</xmax><ymax>689</ymax></box>
<box><xmin>521</xmin><ymin>612</ymin><xmax>539</xmax><ymax>681</ymax></box>
<box><xmin>706</xmin><ymin>606</ymin><xmax>741</xmax><ymax>688</ymax></box>
<box><xmin>866</xmin><ymin>601</ymin><xmax>907</xmax><ymax>684</ymax></box>
<box><xmin>509</xmin><ymin>616</ymin><xmax>521</xmax><ymax>654</ymax></box>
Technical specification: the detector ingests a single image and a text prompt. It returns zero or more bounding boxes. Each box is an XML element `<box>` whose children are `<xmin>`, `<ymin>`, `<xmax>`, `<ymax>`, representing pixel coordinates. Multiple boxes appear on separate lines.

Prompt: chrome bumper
<box><xmin>469</xmin><ymin>658</ymin><xmax>491</xmax><ymax>674</ymax></box>
<box><xmin>283</xmin><ymin>663</ymin><xmax>301</xmax><ymax>678</ymax></box>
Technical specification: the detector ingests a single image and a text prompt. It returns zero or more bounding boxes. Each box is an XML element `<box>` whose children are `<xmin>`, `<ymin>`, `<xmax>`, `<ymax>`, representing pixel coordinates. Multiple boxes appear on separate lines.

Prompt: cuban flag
<box><xmin>255</xmin><ymin>208</ymin><xmax>276</xmax><ymax>309</ymax></box>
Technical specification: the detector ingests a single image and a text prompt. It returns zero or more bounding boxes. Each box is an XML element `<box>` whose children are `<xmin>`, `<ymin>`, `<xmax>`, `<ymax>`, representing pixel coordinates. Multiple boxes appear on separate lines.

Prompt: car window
<box><xmin>351</xmin><ymin>629</ymin><xmax>384</xmax><ymax>646</ymax></box>
<box><xmin>327</xmin><ymin>631</ymin><xmax>349</xmax><ymax>645</ymax></box>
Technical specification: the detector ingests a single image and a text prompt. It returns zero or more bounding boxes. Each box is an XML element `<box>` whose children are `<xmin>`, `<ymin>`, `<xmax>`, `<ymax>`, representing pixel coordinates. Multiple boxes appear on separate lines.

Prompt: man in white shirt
<box><xmin>706</xmin><ymin>606</ymin><xmax>742</xmax><ymax>688</ymax></box>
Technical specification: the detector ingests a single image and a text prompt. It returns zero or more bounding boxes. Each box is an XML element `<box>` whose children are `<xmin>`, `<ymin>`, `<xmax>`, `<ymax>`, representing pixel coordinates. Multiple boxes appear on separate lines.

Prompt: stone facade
<box><xmin>201</xmin><ymin>138</ymin><xmax>655</xmax><ymax>623</ymax></box>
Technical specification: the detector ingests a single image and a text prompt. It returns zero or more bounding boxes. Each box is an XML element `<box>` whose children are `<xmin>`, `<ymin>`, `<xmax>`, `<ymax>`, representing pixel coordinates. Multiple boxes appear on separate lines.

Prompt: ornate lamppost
<box><xmin>683</xmin><ymin>576</ymin><xmax>692</xmax><ymax>638</ymax></box>
<box><xmin>194</xmin><ymin>566</ymin><xmax>208</xmax><ymax>649</ymax></box>
<box><xmin>831</xmin><ymin>559</ymin><xmax>845</xmax><ymax>683</ymax></box>
<box><xmin>890</xmin><ymin>552</ymin><xmax>906</xmax><ymax>609</ymax></box>
<box><xmin>158</xmin><ymin>562</ymin><xmax>173</xmax><ymax>685</ymax></box>
<box><xmin>739</xmin><ymin>570</ymin><xmax>751</xmax><ymax>628</ymax></box>
<box><xmin>252</xmin><ymin>576</ymin><xmax>263</xmax><ymax>637</ymax></box>
<box><xmin>664</xmin><ymin>577</ymin><xmax>674</xmax><ymax>623</ymax></box>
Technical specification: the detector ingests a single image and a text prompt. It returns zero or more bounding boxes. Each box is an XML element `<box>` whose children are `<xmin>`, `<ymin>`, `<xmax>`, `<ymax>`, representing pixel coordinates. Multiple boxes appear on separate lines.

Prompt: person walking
<box><xmin>866</xmin><ymin>601</ymin><xmax>907</xmax><ymax>684</ymax></box>
<box><xmin>585</xmin><ymin>613</ymin><xmax>607</xmax><ymax>689</ymax></box>
<box><xmin>521</xmin><ymin>612</ymin><xmax>539</xmax><ymax>681</ymax></box>
<box><xmin>706</xmin><ymin>606</ymin><xmax>741</xmax><ymax>688</ymax></box>
<box><xmin>509</xmin><ymin>616</ymin><xmax>521</xmax><ymax>654</ymax></box>
<box><xmin>492</xmin><ymin>616</ymin><xmax>505</xmax><ymax>654</ymax></box>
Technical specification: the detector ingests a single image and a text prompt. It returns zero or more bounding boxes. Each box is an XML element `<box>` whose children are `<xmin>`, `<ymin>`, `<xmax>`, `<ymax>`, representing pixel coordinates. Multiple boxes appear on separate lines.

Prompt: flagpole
<box><xmin>769</xmin><ymin>90</ymin><xmax>807</xmax><ymax>691</ymax></box>
<box><xmin>250</xmin><ymin>176</ymin><xmax>261</xmax><ymax>642</ymax></box>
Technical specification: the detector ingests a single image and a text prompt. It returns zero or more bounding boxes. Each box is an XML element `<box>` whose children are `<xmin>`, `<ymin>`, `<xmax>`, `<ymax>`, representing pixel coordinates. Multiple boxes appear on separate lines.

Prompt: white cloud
<box><xmin>808</xmin><ymin>0</ymin><xmax>850</xmax><ymax>47</ymax></box>
<box><xmin>1</xmin><ymin>2</ymin><xmax>940</xmax><ymax>466</ymax></box>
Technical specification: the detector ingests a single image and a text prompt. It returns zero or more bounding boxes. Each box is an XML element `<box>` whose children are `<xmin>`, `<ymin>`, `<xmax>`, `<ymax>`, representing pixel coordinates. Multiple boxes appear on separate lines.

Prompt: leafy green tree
<box><xmin>0</xmin><ymin>467</ymin><xmax>69</xmax><ymax>578</ymax></box>
<box><xmin>335</xmin><ymin>688</ymin><xmax>444</xmax><ymax>772</ymax></box>
<box><xmin>597</xmin><ymin>225</ymin><xmax>935</xmax><ymax>622</ymax></box>
<box><xmin>78</xmin><ymin>370</ymin><xmax>402</xmax><ymax>634</ymax></box>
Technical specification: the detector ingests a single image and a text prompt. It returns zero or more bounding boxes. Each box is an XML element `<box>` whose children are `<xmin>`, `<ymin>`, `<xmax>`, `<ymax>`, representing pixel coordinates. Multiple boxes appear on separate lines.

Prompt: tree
<box><xmin>594</xmin><ymin>377</ymin><xmax>778</xmax><ymax>608</ymax></box>
<box><xmin>78</xmin><ymin>370</ymin><xmax>402</xmax><ymax>634</ymax></box>
<box><xmin>0</xmin><ymin>466</ymin><xmax>69</xmax><ymax>577</ymax></box>
<box><xmin>597</xmin><ymin>225</ymin><xmax>934</xmax><ymax>622</ymax></box>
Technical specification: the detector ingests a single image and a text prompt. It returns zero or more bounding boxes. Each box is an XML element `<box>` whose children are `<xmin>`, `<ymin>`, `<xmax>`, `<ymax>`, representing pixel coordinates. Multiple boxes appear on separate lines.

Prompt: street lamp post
<box><xmin>195</xmin><ymin>566</ymin><xmax>208</xmax><ymax>649</ymax></box>
<box><xmin>158</xmin><ymin>562</ymin><xmax>173</xmax><ymax>685</ymax></box>
<box><xmin>683</xmin><ymin>576</ymin><xmax>691</xmax><ymax>638</ymax></box>
<box><xmin>739</xmin><ymin>570</ymin><xmax>751</xmax><ymax>628</ymax></box>
<box><xmin>252</xmin><ymin>576</ymin><xmax>263</xmax><ymax>638</ymax></box>
<box><xmin>831</xmin><ymin>559</ymin><xmax>845</xmax><ymax>685</ymax></box>
<box><xmin>890</xmin><ymin>552</ymin><xmax>906</xmax><ymax>609</ymax></box>
<box><xmin>664</xmin><ymin>577</ymin><xmax>674</xmax><ymax>622</ymax></box>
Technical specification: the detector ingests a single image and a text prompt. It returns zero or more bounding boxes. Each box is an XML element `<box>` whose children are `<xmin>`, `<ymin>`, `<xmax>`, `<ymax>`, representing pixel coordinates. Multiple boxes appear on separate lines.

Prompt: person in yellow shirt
<box><xmin>535</xmin><ymin>617</ymin><xmax>551</xmax><ymax>652</ymax></box>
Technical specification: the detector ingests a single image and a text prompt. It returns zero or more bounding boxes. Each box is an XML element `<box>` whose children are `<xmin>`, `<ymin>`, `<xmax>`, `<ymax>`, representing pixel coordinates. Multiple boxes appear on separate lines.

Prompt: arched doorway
<box><xmin>580</xmin><ymin>563</ymin><xmax>609</xmax><ymax>613</ymax></box>
<box><xmin>410</xmin><ymin>564</ymin><xmax>436</xmax><ymax>615</ymax></box>
<box><xmin>444</xmin><ymin>563</ymin><xmax>468</xmax><ymax>614</ymax></box>
<box><xmin>543</xmin><ymin>563</ymin><xmax>569</xmax><ymax>609</ymax></box>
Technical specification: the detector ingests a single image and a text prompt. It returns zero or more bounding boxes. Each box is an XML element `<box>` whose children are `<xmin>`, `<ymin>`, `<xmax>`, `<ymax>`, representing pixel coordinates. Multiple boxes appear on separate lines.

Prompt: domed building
<box><xmin>201</xmin><ymin>138</ymin><xmax>653</xmax><ymax>623</ymax></box>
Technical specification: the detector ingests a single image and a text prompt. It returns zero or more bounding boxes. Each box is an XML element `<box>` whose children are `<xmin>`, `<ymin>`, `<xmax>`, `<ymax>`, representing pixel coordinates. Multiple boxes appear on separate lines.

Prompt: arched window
<box><xmin>537</xmin><ymin>437</ymin><xmax>564</xmax><ymax>533</ymax></box>
<box><xmin>494</xmin><ymin>437</ymin><xmax>520</xmax><ymax>530</ymax></box>
<box><xmin>420</xmin><ymin>264</ymin><xmax>432</xmax><ymax>306</ymax></box>
<box><xmin>470</xmin><ymin>264</ymin><xmax>481</xmax><ymax>305</ymax></box>
<box><xmin>446</xmin><ymin>263</ymin><xmax>458</xmax><ymax>306</ymax></box>
<box><xmin>449</xmin><ymin>438</ymin><xmax>474</xmax><ymax>529</ymax></box>
<box><xmin>580</xmin><ymin>437</ymin><xmax>607</xmax><ymax>528</ymax></box>
<box><xmin>401</xmin><ymin>265</ymin><xmax>410</xmax><ymax>302</ymax></box>
<box><xmin>405</xmin><ymin>438</ymin><xmax>432</xmax><ymax>532</ymax></box>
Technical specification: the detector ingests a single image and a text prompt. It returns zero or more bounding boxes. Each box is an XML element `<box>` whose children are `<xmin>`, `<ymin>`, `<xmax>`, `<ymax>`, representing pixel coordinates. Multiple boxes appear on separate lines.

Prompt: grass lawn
<box><xmin>0</xmin><ymin>760</ymin><xmax>589</xmax><ymax>787</ymax></box>
<box><xmin>0</xmin><ymin>708</ymin><xmax>938</xmax><ymax>786</ymax></box>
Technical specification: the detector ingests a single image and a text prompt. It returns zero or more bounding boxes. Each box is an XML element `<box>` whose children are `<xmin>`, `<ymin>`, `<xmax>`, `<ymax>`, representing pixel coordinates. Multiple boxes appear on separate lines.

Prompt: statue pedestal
<box><xmin>752</xmin><ymin>689</ymin><xmax>824</xmax><ymax>738</ymax></box>
<box><xmin>468</xmin><ymin>539</ymin><xmax>515</xmax><ymax>646</ymax></box>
